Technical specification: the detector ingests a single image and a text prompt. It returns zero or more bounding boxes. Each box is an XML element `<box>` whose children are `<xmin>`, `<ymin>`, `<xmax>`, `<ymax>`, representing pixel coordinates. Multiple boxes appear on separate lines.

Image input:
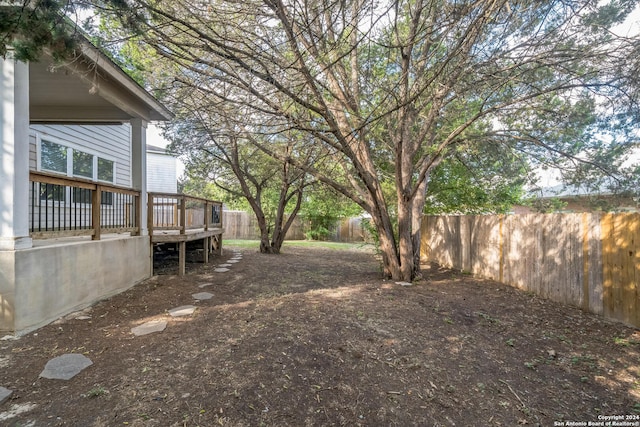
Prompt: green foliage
<box><xmin>424</xmin><ymin>148</ymin><xmax>528</xmax><ymax>215</ymax></box>
<box><xmin>86</xmin><ymin>10</ymin><xmax>159</xmax><ymax>86</ymax></box>
<box><xmin>0</xmin><ymin>1</ymin><xmax>80</xmax><ymax>61</ymax></box>
<box><xmin>179</xmin><ymin>178</ymin><xmax>249</xmax><ymax>210</ymax></box>
<box><xmin>524</xmin><ymin>197</ymin><xmax>568</xmax><ymax>213</ymax></box>
<box><xmin>300</xmin><ymin>187</ymin><xmax>361</xmax><ymax>241</ymax></box>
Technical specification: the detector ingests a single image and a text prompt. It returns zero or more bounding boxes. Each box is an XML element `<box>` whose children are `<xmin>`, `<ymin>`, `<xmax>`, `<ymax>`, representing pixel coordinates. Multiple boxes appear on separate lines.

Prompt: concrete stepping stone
<box><xmin>0</xmin><ymin>387</ymin><xmax>13</xmax><ymax>405</ymax></box>
<box><xmin>39</xmin><ymin>354</ymin><xmax>92</xmax><ymax>380</ymax></box>
<box><xmin>227</xmin><ymin>260</ymin><xmax>240</xmax><ymax>263</ymax></box>
<box><xmin>218</xmin><ymin>263</ymin><xmax>232</xmax><ymax>267</ymax></box>
<box><xmin>198</xmin><ymin>283</ymin><xmax>213</xmax><ymax>288</ymax></box>
<box><xmin>395</xmin><ymin>281</ymin><xmax>413</xmax><ymax>287</ymax></box>
<box><xmin>192</xmin><ymin>292</ymin><xmax>214</xmax><ymax>300</ymax></box>
<box><xmin>168</xmin><ymin>305</ymin><xmax>197</xmax><ymax>317</ymax></box>
<box><xmin>214</xmin><ymin>268</ymin><xmax>230</xmax><ymax>273</ymax></box>
<box><xmin>131</xmin><ymin>320</ymin><xmax>167</xmax><ymax>336</ymax></box>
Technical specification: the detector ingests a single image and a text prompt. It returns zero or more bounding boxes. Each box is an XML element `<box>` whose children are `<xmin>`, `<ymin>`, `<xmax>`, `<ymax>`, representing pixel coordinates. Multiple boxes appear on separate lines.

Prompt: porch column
<box><xmin>0</xmin><ymin>58</ymin><xmax>31</xmax><ymax>251</ymax></box>
<box><xmin>131</xmin><ymin>118</ymin><xmax>148</xmax><ymax>236</ymax></box>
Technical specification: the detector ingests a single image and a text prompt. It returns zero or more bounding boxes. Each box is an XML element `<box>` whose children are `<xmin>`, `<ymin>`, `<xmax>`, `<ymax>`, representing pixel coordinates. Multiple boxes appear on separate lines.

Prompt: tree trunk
<box><xmin>397</xmin><ymin>189</ymin><xmax>416</xmax><ymax>282</ymax></box>
<box><xmin>252</xmin><ymin>206</ymin><xmax>278</xmax><ymax>254</ymax></box>
<box><xmin>377</xmin><ymin>177</ymin><xmax>429</xmax><ymax>282</ymax></box>
<box><xmin>410</xmin><ymin>178</ymin><xmax>429</xmax><ymax>280</ymax></box>
<box><xmin>367</xmin><ymin>204</ymin><xmax>402</xmax><ymax>280</ymax></box>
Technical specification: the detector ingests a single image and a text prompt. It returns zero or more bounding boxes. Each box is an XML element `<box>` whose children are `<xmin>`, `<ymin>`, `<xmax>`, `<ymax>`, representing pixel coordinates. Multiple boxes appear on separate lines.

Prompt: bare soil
<box><xmin>0</xmin><ymin>243</ymin><xmax>639</xmax><ymax>426</ymax></box>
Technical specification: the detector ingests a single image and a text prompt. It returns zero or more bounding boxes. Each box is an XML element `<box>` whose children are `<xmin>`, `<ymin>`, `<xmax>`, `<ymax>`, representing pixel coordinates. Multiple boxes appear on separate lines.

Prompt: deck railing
<box><xmin>29</xmin><ymin>171</ymin><xmax>141</xmax><ymax>240</ymax></box>
<box><xmin>148</xmin><ymin>192</ymin><xmax>223</xmax><ymax>235</ymax></box>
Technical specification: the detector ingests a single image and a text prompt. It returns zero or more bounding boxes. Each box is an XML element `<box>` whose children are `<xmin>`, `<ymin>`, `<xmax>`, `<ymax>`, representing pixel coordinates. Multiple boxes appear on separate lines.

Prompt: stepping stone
<box><xmin>192</xmin><ymin>292</ymin><xmax>214</xmax><ymax>300</ymax></box>
<box><xmin>227</xmin><ymin>260</ymin><xmax>240</xmax><ymax>263</ymax></box>
<box><xmin>198</xmin><ymin>283</ymin><xmax>213</xmax><ymax>288</ymax></box>
<box><xmin>131</xmin><ymin>320</ymin><xmax>167</xmax><ymax>336</ymax></box>
<box><xmin>395</xmin><ymin>281</ymin><xmax>413</xmax><ymax>287</ymax></box>
<box><xmin>214</xmin><ymin>268</ymin><xmax>230</xmax><ymax>273</ymax></box>
<box><xmin>168</xmin><ymin>305</ymin><xmax>197</xmax><ymax>317</ymax></box>
<box><xmin>218</xmin><ymin>263</ymin><xmax>232</xmax><ymax>267</ymax></box>
<box><xmin>0</xmin><ymin>387</ymin><xmax>13</xmax><ymax>405</ymax></box>
<box><xmin>39</xmin><ymin>354</ymin><xmax>93</xmax><ymax>380</ymax></box>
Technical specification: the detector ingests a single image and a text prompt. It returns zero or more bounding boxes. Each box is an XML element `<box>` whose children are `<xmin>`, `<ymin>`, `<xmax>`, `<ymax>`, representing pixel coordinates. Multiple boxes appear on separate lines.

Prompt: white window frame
<box><xmin>36</xmin><ymin>133</ymin><xmax>117</xmax><ymax>183</ymax></box>
<box><xmin>35</xmin><ymin>133</ymin><xmax>118</xmax><ymax>206</ymax></box>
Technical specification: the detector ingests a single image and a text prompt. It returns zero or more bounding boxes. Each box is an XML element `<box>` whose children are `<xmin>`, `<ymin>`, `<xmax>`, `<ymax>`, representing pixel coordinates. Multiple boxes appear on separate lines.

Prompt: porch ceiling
<box><xmin>29</xmin><ymin>41</ymin><xmax>173</xmax><ymax>124</ymax></box>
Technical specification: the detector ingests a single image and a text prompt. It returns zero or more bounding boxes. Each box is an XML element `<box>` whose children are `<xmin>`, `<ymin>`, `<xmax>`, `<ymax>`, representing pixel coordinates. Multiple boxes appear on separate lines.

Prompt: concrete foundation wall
<box><xmin>0</xmin><ymin>236</ymin><xmax>151</xmax><ymax>334</ymax></box>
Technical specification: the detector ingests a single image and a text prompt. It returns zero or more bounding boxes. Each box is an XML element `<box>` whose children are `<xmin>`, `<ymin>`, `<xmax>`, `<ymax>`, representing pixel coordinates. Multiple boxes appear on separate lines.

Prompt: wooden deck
<box><xmin>150</xmin><ymin>228</ymin><xmax>223</xmax><ymax>276</ymax></box>
<box><xmin>148</xmin><ymin>193</ymin><xmax>224</xmax><ymax>275</ymax></box>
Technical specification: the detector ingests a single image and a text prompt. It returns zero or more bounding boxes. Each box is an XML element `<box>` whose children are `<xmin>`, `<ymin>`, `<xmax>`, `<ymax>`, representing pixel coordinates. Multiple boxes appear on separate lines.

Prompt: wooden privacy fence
<box><xmin>223</xmin><ymin>211</ymin><xmax>369</xmax><ymax>242</ymax></box>
<box><xmin>421</xmin><ymin>213</ymin><xmax>640</xmax><ymax>328</ymax></box>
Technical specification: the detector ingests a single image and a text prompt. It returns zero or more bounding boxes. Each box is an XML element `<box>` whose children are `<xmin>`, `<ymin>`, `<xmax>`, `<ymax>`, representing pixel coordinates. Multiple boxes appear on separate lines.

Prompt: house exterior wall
<box><xmin>30</xmin><ymin>124</ymin><xmax>132</xmax><ymax>187</ymax></box>
<box><xmin>0</xmin><ymin>235</ymin><xmax>150</xmax><ymax>334</ymax></box>
<box><xmin>147</xmin><ymin>151</ymin><xmax>177</xmax><ymax>193</ymax></box>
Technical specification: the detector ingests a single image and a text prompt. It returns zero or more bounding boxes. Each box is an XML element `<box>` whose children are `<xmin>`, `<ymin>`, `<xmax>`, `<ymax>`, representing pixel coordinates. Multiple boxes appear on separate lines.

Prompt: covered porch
<box><xmin>0</xmin><ymin>36</ymin><xmax>176</xmax><ymax>333</ymax></box>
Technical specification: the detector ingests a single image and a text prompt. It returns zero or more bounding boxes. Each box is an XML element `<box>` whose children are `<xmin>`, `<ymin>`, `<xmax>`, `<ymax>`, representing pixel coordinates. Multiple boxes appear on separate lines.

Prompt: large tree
<box><xmin>164</xmin><ymin>112</ymin><xmax>314</xmax><ymax>254</ymax></box>
<box><xmin>0</xmin><ymin>0</ymin><xmax>89</xmax><ymax>60</ymax></box>
<box><xmin>92</xmin><ymin>0</ymin><xmax>639</xmax><ymax>280</ymax></box>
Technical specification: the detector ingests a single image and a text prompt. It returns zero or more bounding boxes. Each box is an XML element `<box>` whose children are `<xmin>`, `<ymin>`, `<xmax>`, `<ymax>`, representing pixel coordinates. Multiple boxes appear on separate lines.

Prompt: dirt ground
<box><xmin>0</xmin><ymin>243</ymin><xmax>639</xmax><ymax>427</ymax></box>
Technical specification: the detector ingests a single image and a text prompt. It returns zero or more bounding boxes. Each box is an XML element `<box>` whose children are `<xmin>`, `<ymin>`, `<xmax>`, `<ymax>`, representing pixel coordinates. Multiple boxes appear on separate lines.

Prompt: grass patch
<box><xmin>223</xmin><ymin>239</ymin><xmax>372</xmax><ymax>252</ymax></box>
<box><xmin>223</xmin><ymin>239</ymin><xmax>261</xmax><ymax>249</ymax></box>
<box><xmin>283</xmin><ymin>241</ymin><xmax>371</xmax><ymax>251</ymax></box>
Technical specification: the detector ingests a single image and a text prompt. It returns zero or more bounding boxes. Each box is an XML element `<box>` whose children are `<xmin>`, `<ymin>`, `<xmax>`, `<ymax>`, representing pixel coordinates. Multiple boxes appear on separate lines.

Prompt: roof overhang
<box><xmin>29</xmin><ymin>38</ymin><xmax>173</xmax><ymax>124</ymax></box>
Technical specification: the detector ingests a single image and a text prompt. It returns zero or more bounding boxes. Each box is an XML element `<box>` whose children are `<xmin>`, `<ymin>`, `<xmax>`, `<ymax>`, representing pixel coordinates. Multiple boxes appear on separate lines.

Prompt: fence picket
<box><xmin>421</xmin><ymin>213</ymin><xmax>640</xmax><ymax>328</ymax></box>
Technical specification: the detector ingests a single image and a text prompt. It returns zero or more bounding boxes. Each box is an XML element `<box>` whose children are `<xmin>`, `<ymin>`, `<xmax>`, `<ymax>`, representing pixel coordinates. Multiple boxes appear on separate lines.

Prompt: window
<box><xmin>73</xmin><ymin>151</ymin><xmax>93</xmax><ymax>179</ymax></box>
<box><xmin>97</xmin><ymin>158</ymin><xmax>114</xmax><ymax>182</ymax></box>
<box><xmin>39</xmin><ymin>183</ymin><xmax>66</xmax><ymax>203</ymax></box>
<box><xmin>41</xmin><ymin>140</ymin><xmax>68</xmax><ymax>174</ymax></box>
<box><xmin>72</xmin><ymin>188</ymin><xmax>92</xmax><ymax>204</ymax></box>
<box><xmin>39</xmin><ymin>138</ymin><xmax>115</xmax><ymax>184</ymax></box>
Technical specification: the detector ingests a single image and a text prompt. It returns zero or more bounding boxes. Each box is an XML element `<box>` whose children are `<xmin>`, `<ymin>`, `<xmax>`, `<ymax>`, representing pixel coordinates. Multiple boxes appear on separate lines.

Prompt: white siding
<box><xmin>29</xmin><ymin>124</ymin><xmax>132</xmax><ymax>187</ymax></box>
<box><xmin>147</xmin><ymin>152</ymin><xmax>177</xmax><ymax>193</ymax></box>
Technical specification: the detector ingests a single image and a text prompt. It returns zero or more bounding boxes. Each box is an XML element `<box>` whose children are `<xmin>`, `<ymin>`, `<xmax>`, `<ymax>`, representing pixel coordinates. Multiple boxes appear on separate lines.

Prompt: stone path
<box><xmin>0</xmin><ymin>387</ymin><xmax>12</xmax><ymax>405</ymax></box>
<box><xmin>168</xmin><ymin>305</ymin><xmax>197</xmax><ymax>317</ymax></box>
<box><xmin>39</xmin><ymin>354</ymin><xmax>93</xmax><ymax>380</ymax></box>
<box><xmin>0</xmin><ymin>249</ymin><xmax>244</xmax><ymax>415</ymax></box>
<box><xmin>131</xmin><ymin>320</ymin><xmax>168</xmax><ymax>336</ymax></box>
<box><xmin>192</xmin><ymin>292</ymin><xmax>214</xmax><ymax>300</ymax></box>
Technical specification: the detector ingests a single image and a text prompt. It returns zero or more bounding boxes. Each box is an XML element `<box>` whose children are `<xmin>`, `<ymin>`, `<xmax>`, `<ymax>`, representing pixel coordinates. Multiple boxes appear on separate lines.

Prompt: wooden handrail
<box><xmin>148</xmin><ymin>191</ymin><xmax>224</xmax><ymax>205</ymax></box>
<box><xmin>29</xmin><ymin>172</ymin><xmax>141</xmax><ymax>240</ymax></box>
<box><xmin>30</xmin><ymin>171</ymin><xmax>140</xmax><ymax>196</ymax></box>
<box><xmin>148</xmin><ymin>192</ymin><xmax>223</xmax><ymax>237</ymax></box>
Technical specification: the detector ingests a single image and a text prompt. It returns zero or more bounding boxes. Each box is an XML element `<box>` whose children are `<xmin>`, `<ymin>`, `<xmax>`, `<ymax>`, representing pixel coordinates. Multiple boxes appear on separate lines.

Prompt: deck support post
<box><xmin>203</xmin><ymin>237</ymin><xmax>210</xmax><ymax>264</ymax></box>
<box><xmin>179</xmin><ymin>241</ymin><xmax>186</xmax><ymax>276</ymax></box>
